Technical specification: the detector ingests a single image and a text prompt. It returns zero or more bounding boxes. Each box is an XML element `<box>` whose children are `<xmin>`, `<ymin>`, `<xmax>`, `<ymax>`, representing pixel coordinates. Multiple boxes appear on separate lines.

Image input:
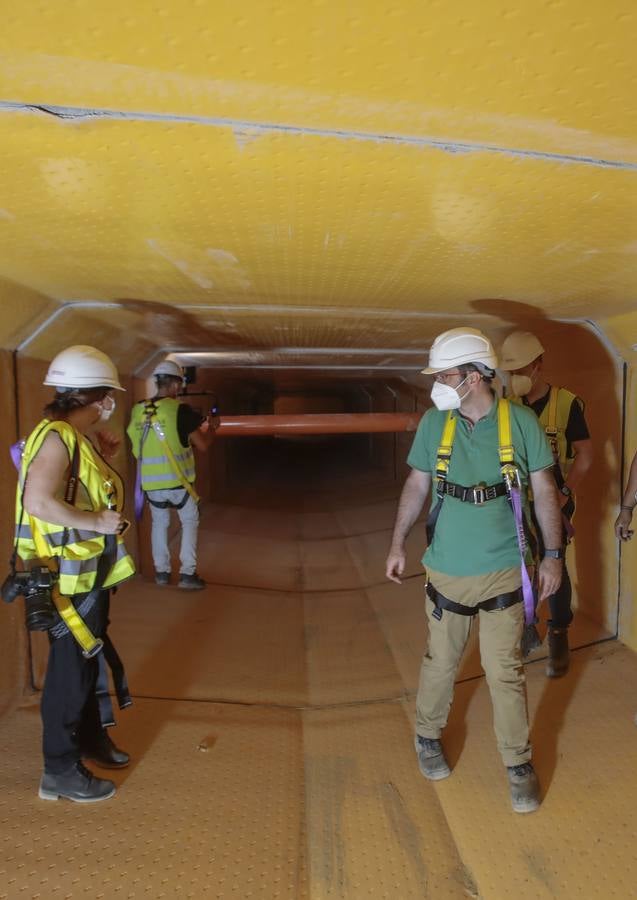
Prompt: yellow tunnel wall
<box><xmin>604</xmin><ymin>312</ymin><xmax>637</xmax><ymax>651</ymax></box>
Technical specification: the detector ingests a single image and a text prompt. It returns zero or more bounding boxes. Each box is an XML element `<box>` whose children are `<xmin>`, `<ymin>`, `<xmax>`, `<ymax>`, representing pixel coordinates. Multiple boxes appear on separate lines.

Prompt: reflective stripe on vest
<box><xmin>127</xmin><ymin>397</ymin><xmax>196</xmax><ymax>491</ymax></box>
<box><xmin>15</xmin><ymin>419</ymin><xmax>135</xmax><ymax>595</ymax></box>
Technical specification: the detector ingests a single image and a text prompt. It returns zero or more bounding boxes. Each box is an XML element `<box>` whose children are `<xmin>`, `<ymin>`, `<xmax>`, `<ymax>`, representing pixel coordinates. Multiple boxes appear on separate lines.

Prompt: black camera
<box><xmin>1</xmin><ymin>566</ymin><xmax>57</xmax><ymax>631</ymax></box>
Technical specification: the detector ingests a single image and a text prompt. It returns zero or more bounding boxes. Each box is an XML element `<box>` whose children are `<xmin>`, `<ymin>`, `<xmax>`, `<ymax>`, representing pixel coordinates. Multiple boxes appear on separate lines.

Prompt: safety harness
<box><xmin>10</xmin><ymin>431</ymin><xmax>132</xmax><ymax>725</ymax></box>
<box><xmin>49</xmin><ymin>441</ymin><xmax>106</xmax><ymax>657</ymax></box>
<box><xmin>426</xmin><ymin>398</ymin><xmax>536</xmax><ymax>625</ymax></box>
<box><xmin>541</xmin><ymin>386</ymin><xmax>576</xmax><ymax>542</ymax></box>
<box><xmin>134</xmin><ymin>400</ymin><xmax>200</xmax><ymax>520</ymax></box>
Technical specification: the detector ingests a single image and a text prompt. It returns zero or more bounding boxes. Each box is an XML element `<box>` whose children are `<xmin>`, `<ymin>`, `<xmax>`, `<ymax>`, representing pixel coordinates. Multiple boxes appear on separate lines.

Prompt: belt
<box><xmin>437</xmin><ymin>481</ymin><xmax>508</xmax><ymax>504</ymax></box>
<box><xmin>426</xmin><ymin>582</ymin><xmax>522</xmax><ymax>621</ymax></box>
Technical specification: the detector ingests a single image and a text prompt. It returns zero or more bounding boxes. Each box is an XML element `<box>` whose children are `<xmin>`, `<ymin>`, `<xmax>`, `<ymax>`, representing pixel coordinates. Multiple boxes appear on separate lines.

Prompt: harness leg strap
<box><xmin>426</xmin><ymin>583</ymin><xmax>523</xmax><ymax>620</ymax></box>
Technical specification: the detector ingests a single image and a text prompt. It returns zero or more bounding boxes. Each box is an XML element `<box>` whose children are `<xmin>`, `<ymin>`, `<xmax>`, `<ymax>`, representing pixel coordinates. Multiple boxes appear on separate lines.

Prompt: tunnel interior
<box><xmin>1</xmin><ymin>1</ymin><xmax>637</xmax><ymax>895</ymax></box>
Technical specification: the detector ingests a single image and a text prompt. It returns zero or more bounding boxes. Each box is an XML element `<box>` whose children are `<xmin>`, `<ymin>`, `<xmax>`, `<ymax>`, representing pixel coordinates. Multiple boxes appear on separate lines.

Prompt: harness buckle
<box><xmin>501</xmin><ymin>464</ymin><xmax>521</xmax><ymax>491</ymax></box>
<box><xmin>470</xmin><ymin>483</ymin><xmax>495</xmax><ymax>505</ymax></box>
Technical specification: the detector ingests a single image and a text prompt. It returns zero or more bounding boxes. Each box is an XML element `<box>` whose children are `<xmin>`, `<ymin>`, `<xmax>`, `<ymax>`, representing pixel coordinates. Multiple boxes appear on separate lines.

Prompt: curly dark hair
<box><xmin>44</xmin><ymin>386</ymin><xmax>111</xmax><ymax>420</ymax></box>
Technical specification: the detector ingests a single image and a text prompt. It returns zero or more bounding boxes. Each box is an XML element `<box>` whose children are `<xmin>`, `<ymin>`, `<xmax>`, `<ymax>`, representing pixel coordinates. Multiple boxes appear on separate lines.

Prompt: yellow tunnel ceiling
<box><xmin>0</xmin><ymin>0</ymin><xmax>635</xmax><ymax>362</ymax></box>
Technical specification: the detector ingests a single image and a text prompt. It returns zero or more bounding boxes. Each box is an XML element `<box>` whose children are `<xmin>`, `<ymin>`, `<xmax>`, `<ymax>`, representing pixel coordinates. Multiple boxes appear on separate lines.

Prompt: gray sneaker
<box><xmin>178</xmin><ymin>572</ymin><xmax>205</xmax><ymax>590</ymax></box>
<box><xmin>415</xmin><ymin>735</ymin><xmax>451</xmax><ymax>781</ymax></box>
<box><xmin>507</xmin><ymin>762</ymin><xmax>540</xmax><ymax>813</ymax></box>
<box><xmin>155</xmin><ymin>571</ymin><xmax>170</xmax><ymax>586</ymax></box>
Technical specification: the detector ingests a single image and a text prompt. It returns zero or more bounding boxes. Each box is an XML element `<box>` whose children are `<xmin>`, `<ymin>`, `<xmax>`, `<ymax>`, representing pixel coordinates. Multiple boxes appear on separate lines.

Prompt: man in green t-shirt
<box><xmin>385</xmin><ymin>327</ymin><xmax>563</xmax><ymax>814</ymax></box>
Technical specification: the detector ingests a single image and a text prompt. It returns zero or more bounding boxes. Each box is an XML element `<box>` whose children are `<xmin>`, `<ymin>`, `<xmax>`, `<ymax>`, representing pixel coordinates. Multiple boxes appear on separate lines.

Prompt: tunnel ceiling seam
<box><xmin>1</xmin><ymin>100</ymin><xmax>636</xmax><ymax>171</ymax></box>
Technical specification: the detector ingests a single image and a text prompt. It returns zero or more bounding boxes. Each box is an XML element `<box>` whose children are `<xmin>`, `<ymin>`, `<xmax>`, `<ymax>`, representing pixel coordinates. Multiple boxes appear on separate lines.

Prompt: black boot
<box><xmin>546</xmin><ymin>627</ymin><xmax>569</xmax><ymax>678</ymax></box>
<box><xmin>39</xmin><ymin>761</ymin><xmax>116</xmax><ymax>802</ymax></box>
<box><xmin>81</xmin><ymin>730</ymin><xmax>130</xmax><ymax>768</ymax></box>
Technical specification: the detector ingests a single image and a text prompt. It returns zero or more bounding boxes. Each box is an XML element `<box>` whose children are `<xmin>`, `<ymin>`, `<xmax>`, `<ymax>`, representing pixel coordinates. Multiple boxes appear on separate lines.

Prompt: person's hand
<box><xmin>537</xmin><ymin>556</ymin><xmax>563</xmax><ymax>602</ymax></box>
<box><xmin>386</xmin><ymin>546</ymin><xmax>406</xmax><ymax>584</ymax></box>
<box><xmin>95</xmin><ymin>430</ymin><xmax>121</xmax><ymax>459</ymax></box>
<box><xmin>615</xmin><ymin>507</ymin><xmax>634</xmax><ymax>542</ymax></box>
<box><xmin>94</xmin><ymin>509</ymin><xmax>124</xmax><ymax>534</ymax></box>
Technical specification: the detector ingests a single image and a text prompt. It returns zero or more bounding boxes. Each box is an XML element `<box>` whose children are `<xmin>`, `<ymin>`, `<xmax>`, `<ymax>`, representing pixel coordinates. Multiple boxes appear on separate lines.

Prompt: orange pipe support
<box><xmin>216</xmin><ymin>413</ymin><xmax>421</xmax><ymax>436</ymax></box>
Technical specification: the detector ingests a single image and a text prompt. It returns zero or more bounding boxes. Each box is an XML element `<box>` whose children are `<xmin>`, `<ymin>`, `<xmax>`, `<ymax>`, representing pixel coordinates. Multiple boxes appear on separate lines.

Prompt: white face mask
<box><xmin>510</xmin><ymin>374</ymin><xmax>533</xmax><ymax>397</ymax></box>
<box><xmin>97</xmin><ymin>398</ymin><xmax>116</xmax><ymax>422</ymax></box>
<box><xmin>430</xmin><ymin>376</ymin><xmax>470</xmax><ymax>411</ymax></box>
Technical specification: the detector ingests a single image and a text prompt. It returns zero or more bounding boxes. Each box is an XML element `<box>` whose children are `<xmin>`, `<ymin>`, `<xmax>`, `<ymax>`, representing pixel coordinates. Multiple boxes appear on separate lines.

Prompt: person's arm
<box><xmin>190</xmin><ymin>423</ymin><xmax>215</xmax><ymax>452</ymax></box>
<box><xmin>23</xmin><ymin>433</ymin><xmax>123</xmax><ymax>534</ymax></box>
<box><xmin>385</xmin><ymin>469</ymin><xmax>431</xmax><ymax>584</ymax></box>
<box><xmin>561</xmin><ymin>398</ymin><xmax>593</xmax><ymax>506</ymax></box>
<box><xmin>615</xmin><ymin>450</ymin><xmax>637</xmax><ymax>541</ymax></box>
<box><xmin>93</xmin><ymin>429</ymin><xmax>121</xmax><ymax>461</ymax></box>
<box><xmin>561</xmin><ymin>437</ymin><xmax>593</xmax><ymax>506</ymax></box>
<box><xmin>529</xmin><ymin>467</ymin><xmax>563</xmax><ymax>601</ymax></box>
<box><xmin>178</xmin><ymin>403</ymin><xmax>215</xmax><ymax>452</ymax></box>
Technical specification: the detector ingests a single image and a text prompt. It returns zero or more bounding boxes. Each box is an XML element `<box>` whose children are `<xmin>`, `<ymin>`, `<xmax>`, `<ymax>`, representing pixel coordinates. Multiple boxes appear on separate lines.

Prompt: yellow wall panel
<box><xmin>0</xmin><ymin>112</ymin><xmax>635</xmax><ymax>321</ymax></box>
<box><xmin>0</xmin><ymin>1</ymin><xmax>635</xmax><ymax>165</ymax></box>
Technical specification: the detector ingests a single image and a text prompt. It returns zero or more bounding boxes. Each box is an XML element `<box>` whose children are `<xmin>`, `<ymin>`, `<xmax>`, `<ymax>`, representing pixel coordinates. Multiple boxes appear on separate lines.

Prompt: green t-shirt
<box><xmin>407</xmin><ymin>397</ymin><xmax>553</xmax><ymax>576</ymax></box>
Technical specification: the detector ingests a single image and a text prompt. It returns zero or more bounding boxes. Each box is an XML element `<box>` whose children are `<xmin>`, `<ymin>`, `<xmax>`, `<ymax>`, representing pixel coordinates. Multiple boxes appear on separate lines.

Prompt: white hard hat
<box><xmin>422</xmin><ymin>327</ymin><xmax>498</xmax><ymax>375</ymax></box>
<box><xmin>499</xmin><ymin>331</ymin><xmax>545</xmax><ymax>371</ymax></box>
<box><xmin>44</xmin><ymin>345</ymin><xmax>124</xmax><ymax>391</ymax></box>
<box><xmin>152</xmin><ymin>360</ymin><xmax>184</xmax><ymax>379</ymax></box>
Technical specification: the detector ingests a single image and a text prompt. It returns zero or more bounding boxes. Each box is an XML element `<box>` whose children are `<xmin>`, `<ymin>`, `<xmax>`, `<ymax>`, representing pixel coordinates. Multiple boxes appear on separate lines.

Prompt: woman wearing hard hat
<box><xmin>11</xmin><ymin>345</ymin><xmax>135</xmax><ymax>802</ymax></box>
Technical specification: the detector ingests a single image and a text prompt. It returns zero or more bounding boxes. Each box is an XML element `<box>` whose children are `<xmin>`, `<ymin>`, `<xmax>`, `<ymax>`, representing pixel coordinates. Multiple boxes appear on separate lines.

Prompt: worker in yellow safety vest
<box><xmin>9</xmin><ymin>345</ymin><xmax>135</xmax><ymax>803</ymax></box>
<box><xmin>500</xmin><ymin>331</ymin><xmax>593</xmax><ymax>677</ymax></box>
<box><xmin>127</xmin><ymin>360</ymin><xmax>216</xmax><ymax>589</ymax></box>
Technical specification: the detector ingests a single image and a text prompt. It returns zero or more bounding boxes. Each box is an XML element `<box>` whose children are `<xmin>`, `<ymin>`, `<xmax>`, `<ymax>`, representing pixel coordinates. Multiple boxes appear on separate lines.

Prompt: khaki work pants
<box><xmin>415</xmin><ymin>566</ymin><xmax>531</xmax><ymax>767</ymax></box>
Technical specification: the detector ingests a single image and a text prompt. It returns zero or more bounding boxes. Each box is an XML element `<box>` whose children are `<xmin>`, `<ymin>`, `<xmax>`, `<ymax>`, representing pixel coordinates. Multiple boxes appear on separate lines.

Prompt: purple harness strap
<box><xmin>134</xmin><ymin>416</ymin><xmax>153</xmax><ymax>521</ymax></box>
<box><xmin>509</xmin><ymin>485</ymin><xmax>536</xmax><ymax>625</ymax></box>
<box><xmin>10</xmin><ymin>440</ymin><xmax>24</xmax><ymax>472</ymax></box>
<box><xmin>134</xmin><ymin>461</ymin><xmax>145</xmax><ymax>521</ymax></box>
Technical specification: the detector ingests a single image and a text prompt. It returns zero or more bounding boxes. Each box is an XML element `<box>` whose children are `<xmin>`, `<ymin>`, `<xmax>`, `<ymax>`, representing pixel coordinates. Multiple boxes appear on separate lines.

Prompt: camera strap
<box><xmin>9</xmin><ymin>420</ymin><xmax>59</xmax><ymax>577</ymax></box>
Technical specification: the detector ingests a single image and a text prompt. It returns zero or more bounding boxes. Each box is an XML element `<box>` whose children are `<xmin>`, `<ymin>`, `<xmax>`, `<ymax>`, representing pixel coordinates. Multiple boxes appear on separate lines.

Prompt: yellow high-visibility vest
<box><xmin>15</xmin><ymin>419</ymin><xmax>135</xmax><ymax>596</ymax></box>
<box><xmin>511</xmin><ymin>386</ymin><xmax>578</xmax><ymax>476</ymax></box>
<box><xmin>127</xmin><ymin>397</ymin><xmax>196</xmax><ymax>491</ymax></box>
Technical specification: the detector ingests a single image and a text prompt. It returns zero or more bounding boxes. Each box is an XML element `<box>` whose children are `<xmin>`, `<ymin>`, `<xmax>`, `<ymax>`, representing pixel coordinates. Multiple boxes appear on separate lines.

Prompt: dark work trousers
<box><xmin>531</xmin><ymin>499</ymin><xmax>575</xmax><ymax>630</ymax></box>
<box><xmin>41</xmin><ymin>590</ymin><xmax>110</xmax><ymax>774</ymax></box>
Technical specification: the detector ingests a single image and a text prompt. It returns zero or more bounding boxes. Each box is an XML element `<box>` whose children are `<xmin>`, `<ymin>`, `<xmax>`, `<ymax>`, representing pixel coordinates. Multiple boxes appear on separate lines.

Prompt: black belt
<box><xmin>426</xmin><ymin>582</ymin><xmax>522</xmax><ymax>621</ymax></box>
<box><xmin>437</xmin><ymin>481</ymin><xmax>507</xmax><ymax>504</ymax></box>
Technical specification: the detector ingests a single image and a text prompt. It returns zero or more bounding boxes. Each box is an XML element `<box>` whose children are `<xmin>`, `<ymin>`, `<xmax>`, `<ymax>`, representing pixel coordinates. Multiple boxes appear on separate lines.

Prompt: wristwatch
<box><xmin>559</xmin><ymin>484</ymin><xmax>572</xmax><ymax>497</ymax></box>
<box><xmin>544</xmin><ymin>548</ymin><xmax>565</xmax><ymax>559</ymax></box>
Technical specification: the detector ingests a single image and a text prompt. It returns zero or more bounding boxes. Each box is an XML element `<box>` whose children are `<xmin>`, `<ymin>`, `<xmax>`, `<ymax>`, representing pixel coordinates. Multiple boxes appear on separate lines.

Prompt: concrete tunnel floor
<box><xmin>0</xmin><ymin>435</ymin><xmax>635</xmax><ymax>899</ymax></box>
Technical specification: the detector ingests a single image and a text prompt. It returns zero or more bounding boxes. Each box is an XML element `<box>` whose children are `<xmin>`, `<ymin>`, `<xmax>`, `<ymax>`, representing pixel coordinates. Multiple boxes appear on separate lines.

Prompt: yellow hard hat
<box><xmin>499</xmin><ymin>331</ymin><xmax>545</xmax><ymax>371</ymax></box>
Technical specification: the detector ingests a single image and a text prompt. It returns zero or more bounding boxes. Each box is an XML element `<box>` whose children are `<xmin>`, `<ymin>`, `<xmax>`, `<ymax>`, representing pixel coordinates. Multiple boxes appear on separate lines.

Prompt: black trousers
<box><xmin>41</xmin><ymin>590</ymin><xmax>110</xmax><ymax>774</ymax></box>
<box><xmin>531</xmin><ymin>500</ymin><xmax>575</xmax><ymax>630</ymax></box>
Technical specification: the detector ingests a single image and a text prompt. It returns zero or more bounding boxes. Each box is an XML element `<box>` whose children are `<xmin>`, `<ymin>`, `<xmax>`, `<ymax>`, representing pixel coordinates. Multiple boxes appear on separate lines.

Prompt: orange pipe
<box><xmin>216</xmin><ymin>413</ymin><xmax>421</xmax><ymax>436</ymax></box>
